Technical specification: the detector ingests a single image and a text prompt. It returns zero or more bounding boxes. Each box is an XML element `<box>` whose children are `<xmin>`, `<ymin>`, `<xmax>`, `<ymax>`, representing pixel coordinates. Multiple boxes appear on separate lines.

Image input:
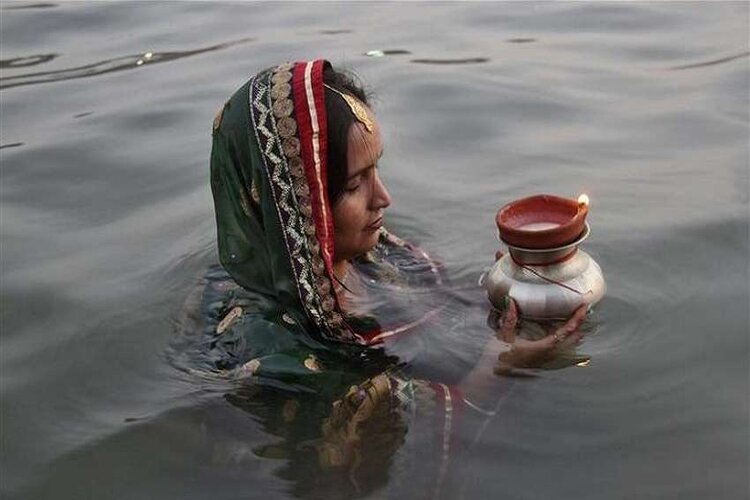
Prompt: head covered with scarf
<box><xmin>178</xmin><ymin>61</ymin><xmax>473</xmax><ymax>496</ymax></box>
<box><xmin>210</xmin><ymin>59</ymin><xmax>444</xmax><ymax>351</ymax></box>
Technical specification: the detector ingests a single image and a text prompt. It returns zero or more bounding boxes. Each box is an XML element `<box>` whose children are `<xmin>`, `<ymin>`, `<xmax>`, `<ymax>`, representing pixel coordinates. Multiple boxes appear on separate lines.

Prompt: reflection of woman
<box><xmin>190</xmin><ymin>59</ymin><xmax>585</xmax><ymax>497</ymax></box>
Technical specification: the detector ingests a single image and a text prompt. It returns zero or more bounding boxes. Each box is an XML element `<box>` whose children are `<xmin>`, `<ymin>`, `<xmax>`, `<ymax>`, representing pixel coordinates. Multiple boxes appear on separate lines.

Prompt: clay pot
<box><xmin>495</xmin><ymin>194</ymin><xmax>588</xmax><ymax>249</ymax></box>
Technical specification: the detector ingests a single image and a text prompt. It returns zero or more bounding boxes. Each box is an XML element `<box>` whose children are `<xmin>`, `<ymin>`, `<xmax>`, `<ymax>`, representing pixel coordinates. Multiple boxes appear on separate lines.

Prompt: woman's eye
<box><xmin>345</xmin><ymin>172</ymin><xmax>367</xmax><ymax>192</ymax></box>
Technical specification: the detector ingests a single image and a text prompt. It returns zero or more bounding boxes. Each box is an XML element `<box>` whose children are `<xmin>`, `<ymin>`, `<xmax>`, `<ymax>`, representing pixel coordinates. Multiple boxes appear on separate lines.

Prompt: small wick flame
<box><xmin>578</xmin><ymin>193</ymin><xmax>589</xmax><ymax>207</ymax></box>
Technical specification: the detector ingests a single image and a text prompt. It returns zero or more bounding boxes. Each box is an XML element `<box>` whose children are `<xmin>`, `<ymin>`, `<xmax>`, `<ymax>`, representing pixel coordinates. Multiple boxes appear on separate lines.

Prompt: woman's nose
<box><xmin>372</xmin><ymin>170</ymin><xmax>391</xmax><ymax>209</ymax></box>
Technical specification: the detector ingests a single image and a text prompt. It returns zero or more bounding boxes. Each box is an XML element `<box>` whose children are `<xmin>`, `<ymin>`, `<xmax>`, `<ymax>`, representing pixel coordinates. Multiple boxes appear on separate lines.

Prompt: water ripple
<box><xmin>669</xmin><ymin>50</ymin><xmax>750</xmax><ymax>70</ymax></box>
<box><xmin>0</xmin><ymin>37</ymin><xmax>254</xmax><ymax>90</ymax></box>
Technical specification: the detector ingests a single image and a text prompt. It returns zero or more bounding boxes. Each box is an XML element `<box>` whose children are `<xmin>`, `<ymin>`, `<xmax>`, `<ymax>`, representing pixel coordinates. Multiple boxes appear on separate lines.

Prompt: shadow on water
<box><xmin>0</xmin><ymin>2</ymin><xmax>57</xmax><ymax>10</ymax></box>
<box><xmin>668</xmin><ymin>50</ymin><xmax>750</xmax><ymax>70</ymax></box>
<box><xmin>364</xmin><ymin>49</ymin><xmax>412</xmax><ymax>56</ymax></box>
<box><xmin>0</xmin><ymin>37</ymin><xmax>255</xmax><ymax>90</ymax></box>
<box><xmin>318</xmin><ymin>29</ymin><xmax>352</xmax><ymax>35</ymax></box>
<box><xmin>410</xmin><ymin>57</ymin><xmax>490</xmax><ymax>65</ymax></box>
<box><xmin>0</xmin><ymin>53</ymin><xmax>58</xmax><ymax>69</ymax></box>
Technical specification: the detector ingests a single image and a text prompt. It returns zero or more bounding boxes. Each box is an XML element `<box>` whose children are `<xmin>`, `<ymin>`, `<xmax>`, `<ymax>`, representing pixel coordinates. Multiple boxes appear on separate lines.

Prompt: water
<box><xmin>1</xmin><ymin>2</ymin><xmax>748</xmax><ymax>498</ymax></box>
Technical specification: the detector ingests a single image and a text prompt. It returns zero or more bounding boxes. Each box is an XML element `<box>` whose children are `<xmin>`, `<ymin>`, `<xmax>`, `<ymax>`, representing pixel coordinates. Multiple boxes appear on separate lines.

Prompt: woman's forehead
<box><xmin>347</xmin><ymin>119</ymin><xmax>383</xmax><ymax>170</ymax></box>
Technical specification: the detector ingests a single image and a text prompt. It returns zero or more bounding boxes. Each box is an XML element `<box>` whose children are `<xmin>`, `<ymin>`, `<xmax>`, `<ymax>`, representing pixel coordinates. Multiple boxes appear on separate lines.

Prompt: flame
<box><xmin>578</xmin><ymin>193</ymin><xmax>589</xmax><ymax>207</ymax></box>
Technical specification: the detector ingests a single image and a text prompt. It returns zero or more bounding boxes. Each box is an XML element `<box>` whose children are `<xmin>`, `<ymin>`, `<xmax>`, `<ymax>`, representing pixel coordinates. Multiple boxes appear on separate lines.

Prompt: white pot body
<box><xmin>484</xmin><ymin>249</ymin><xmax>606</xmax><ymax>320</ymax></box>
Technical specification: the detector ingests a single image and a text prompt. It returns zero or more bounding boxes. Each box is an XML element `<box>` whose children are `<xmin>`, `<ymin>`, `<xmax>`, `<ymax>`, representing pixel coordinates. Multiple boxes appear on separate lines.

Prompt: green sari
<box><xmin>178</xmin><ymin>60</ymin><xmax>496</xmax><ymax>497</ymax></box>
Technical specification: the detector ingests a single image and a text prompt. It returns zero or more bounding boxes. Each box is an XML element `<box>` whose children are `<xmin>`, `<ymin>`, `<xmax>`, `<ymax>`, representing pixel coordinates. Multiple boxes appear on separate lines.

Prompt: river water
<box><xmin>1</xmin><ymin>2</ymin><xmax>748</xmax><ymax>499</ymax></box>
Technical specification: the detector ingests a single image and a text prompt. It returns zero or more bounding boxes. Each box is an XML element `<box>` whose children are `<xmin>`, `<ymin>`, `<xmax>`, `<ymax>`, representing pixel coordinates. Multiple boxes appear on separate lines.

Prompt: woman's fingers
<box><xmin>497</xmin><ymin>302</ymin><xmax>587</xmax><ymax>370</ymax></box>
<box><xmin>559</xmin><ymin>304</ymin><xmax>587</xmax><ymax>334</ymax></box>
<box><xmin>498</xmin><ymin>298</ymin><xmax>518</xmax><ymax>343</ymax></box>
<box><xmin>557</xmin><ymin>328</ymin><xmax>585</xmax><ymax>350</ymax></box>
<box><xmin>547</xmin><ymin>304</ymin><xmax>588</xmax><ymax>347</ymax></box>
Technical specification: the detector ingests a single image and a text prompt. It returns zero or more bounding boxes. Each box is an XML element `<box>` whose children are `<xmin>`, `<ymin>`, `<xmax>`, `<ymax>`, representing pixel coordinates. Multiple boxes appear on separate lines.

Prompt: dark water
<box><xmin>1</xmin><ymin>2</ymin><xmax>748</xmax><ymax>499</ymax></box>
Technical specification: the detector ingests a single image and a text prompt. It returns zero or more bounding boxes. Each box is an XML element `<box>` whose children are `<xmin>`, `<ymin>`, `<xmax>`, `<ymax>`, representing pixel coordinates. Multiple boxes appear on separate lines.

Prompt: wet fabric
<box><xmin>180</xmin><ymin>59</ymin><xmax>492</xmax><ymax>497</ymax></box>
<box><xmin>207</xmin><ymin>59</ymin><xmax>461</xmax><ymax>379</ymax></box>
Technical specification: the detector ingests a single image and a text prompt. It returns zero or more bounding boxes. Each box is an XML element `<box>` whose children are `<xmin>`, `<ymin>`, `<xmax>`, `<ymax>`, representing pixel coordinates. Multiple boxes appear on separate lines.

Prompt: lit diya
<box><xmin>483</xmin><ymin>194</ymin><xmax>606</xmax><ymax>319</ymax></box>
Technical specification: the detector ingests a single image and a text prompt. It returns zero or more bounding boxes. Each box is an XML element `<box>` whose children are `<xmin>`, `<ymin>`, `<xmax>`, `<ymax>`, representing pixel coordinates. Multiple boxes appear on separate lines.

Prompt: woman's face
<box><xmin>332</xmin><ymin>111</ymin><xmax>391</xmax><ymax>263</ymax></box>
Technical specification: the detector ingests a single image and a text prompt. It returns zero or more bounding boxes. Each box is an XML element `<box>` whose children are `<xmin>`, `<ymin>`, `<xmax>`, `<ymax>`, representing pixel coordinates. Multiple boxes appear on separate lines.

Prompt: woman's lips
<box><xmin>366</xmin><ymin>217</ymin><xmax>383</xmax><ymax>231</ymax></box>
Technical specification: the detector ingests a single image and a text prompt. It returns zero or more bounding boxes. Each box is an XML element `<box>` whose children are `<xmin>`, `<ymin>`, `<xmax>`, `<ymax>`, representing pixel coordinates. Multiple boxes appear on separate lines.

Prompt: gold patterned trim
<box><xmin>288</xmin><ymin>156</ymin><xmax>304</xmax><ymax>172</ymax></box>
<box><xmin>217</xmin><ymin>306</ymin><xmax>243</xmax><ymax>334</ymax></box>
<box><xmin>235</xmin><ymin>358</ymin><xmax>261</xmax><ymax>378</ymax></box>
<box><xmin>277</xmin><ymin>116</ymin><xmax>297</xmax><ymax>137</ymax></box>
<box><xmin>250</xmin><ymin>181</ymin><xmax>260</xmax><ymax>205</ymax></box>
<box><xmin>294</xmin><ymin>180</ymin><xmax>310</xmax><ymax>198</ymax></box>
<box><xmin>317</xmin><ymin>374</ymin><xmax>395</xmax><ymax>469</ymax></box>
<box><xmin>272</xmin><ymin>98</ymin><xmax>293</xmax><ymax>117</ymax></box>
<box><xmin>271</xmin><ymin>70</ymin><xmax>292</xmax><ymax>85</ymax></box>
<box><xmin>249</xmin><ymin>63</ymin><xmax>352</xmax><ymax>342</ymax></box>
<box><xmin>304</xmin><ymin>354</ymin><xmax>322</xmax><ymax>372</ymax></box>
<box><xmin>212</xmin><ymin>102</ymin><xmax>227</xmax><ymax>133</ymax></box>
<box><xmin>435</xmin><ymin>383</ymin><xmax>453</xmax><ymax>499</ymax></box>
<box><xmin>282</xmin><ymin>399</ymin><xmax>300</xmax><ymax>422</ymax></box>
<box><xmin>238</xmin><ymin>190</ymin><xmax>251</xmax><ymax>217</ymax></box>
<box><xmin>271</xmin><ymin>82</ymin><xmax>291</xmax><ymax>100</ymax></box>
<box><xmin>281</xmin><ymin>136</ymin><xmax>301</xmax><ymax>157</ymax></box>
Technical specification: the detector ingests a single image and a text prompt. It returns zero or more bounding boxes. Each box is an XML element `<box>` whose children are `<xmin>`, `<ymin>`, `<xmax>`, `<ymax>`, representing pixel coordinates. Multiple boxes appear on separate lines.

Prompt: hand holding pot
<box><xmin>495</xmin><ymin>299</ymin><xmax>587</xmax><ymax>374</ymax></box>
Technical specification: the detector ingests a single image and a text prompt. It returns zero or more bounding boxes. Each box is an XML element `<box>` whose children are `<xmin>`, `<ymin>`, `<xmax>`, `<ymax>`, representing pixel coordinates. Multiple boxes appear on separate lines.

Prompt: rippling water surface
<box><xmin>1</xmin><ymin>2</ymin><xmax>748</xmax><ymax>499</ymax></box>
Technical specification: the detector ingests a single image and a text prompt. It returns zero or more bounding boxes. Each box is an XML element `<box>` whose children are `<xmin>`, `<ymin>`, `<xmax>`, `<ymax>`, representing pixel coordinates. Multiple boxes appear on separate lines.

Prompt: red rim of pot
<box><xmin>495</xmin><ymin>194</ymin><xmax>588</xmax><ymax>249</ymax></box>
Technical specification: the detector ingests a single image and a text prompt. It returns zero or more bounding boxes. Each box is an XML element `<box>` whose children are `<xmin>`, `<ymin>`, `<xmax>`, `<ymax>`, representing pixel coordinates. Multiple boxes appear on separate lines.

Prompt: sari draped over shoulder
<box><xmin>180</xmin><ymin>60</ymin><xmax>488</xmax><ymax>498</ymax></box>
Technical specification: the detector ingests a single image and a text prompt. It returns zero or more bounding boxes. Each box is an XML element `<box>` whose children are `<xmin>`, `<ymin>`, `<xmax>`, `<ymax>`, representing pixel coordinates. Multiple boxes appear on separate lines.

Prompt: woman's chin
<box><xmin>351</xmin><ymin>235</ymin><xmax>379</xmax><ymax>258</ymax></box>
<box><xmin>337</xmin><ymin>232</ymin><xmax>381</xmax><ymax>262</ymax></box>
<box><xmin>364</xmin><ymin>231</ymin><xmax>381</xmax><ymax>249</ymax></box>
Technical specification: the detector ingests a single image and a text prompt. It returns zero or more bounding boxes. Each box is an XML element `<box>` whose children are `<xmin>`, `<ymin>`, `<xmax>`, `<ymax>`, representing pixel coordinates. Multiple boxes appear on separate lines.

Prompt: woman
<box><xmin>187</xmin><ymin>59</ymin><xmax>585</xmax><ymax>497</ymax></box>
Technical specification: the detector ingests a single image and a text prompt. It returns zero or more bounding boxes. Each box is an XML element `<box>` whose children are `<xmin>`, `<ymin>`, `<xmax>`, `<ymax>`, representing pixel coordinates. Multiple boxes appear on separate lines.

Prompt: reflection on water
<box><xmin>0</xmin><ymin>37</ymin><xmax>254</xmax><ymax>90</ymax></box>
<box><xmin>167</xmin><ymin>261</ymin><xmax>482</xmax><ymax>499</ymax></box>
<box><xmin>223</xmin><ymin>378</ymin><xmax>410</xmax><ymax>498</ymax></box>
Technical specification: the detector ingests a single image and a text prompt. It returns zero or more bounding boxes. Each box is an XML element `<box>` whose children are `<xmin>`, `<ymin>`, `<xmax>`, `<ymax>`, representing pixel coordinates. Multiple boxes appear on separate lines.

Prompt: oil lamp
<box><xmin>483</xmin><ymin>194</ymin><xmax>606</xmax><ymax>319</ymax></box>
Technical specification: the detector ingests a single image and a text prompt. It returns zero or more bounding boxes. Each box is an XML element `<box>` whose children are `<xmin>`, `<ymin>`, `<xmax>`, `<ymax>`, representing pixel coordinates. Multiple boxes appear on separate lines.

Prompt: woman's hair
<box><xmin>323</xmin><ymin>66</ymin><xmax>370</xmax><ymax>205</ymax></box>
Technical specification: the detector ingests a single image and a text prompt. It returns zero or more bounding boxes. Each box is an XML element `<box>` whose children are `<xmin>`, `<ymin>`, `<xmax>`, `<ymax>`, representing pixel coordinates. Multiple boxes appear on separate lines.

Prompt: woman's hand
<box><xmin>460</xmin><ymin>251</ymin><xmax>589</xmax><ymax>408</ymax></box>
<box><xmin>495</xmin><ymin>299</ymin><xmax>587</xmax><ymax>374</ymax></box>
<box><xmin>460</xmin><ymin>298</ymin><xmax>588</xmax><ymax>406</ymax></box>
